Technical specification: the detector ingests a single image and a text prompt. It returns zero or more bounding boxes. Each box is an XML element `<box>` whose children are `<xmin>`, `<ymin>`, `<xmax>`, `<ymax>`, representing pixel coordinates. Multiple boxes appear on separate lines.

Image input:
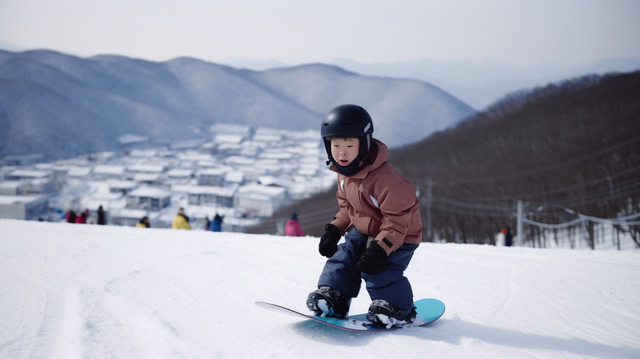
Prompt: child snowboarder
<box><xmin>307</xmin><ymin>104</ymin><xmax>423</xmax><ymax>327</ymax></box>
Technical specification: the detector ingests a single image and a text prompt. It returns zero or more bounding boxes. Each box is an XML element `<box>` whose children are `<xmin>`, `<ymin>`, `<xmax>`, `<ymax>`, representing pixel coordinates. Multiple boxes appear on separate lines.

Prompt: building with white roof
<box><xmin>133</xmin><ymin>173</ymin><xmax>161</xmax><ymax>185</ymax></box>
<box><xmin>128</xmin><ymin>149</ymin><xmax>158</xmax><ymax>157</ymax></box>
<box><xmin>127</xmin><ymin>164</ymin><xmax>165</xmax><ymax>173</ymax></box>
<box><xmin>234</xmin><ymin>184</ymin><xmax>287</xmax><ymax>217</ymax></box>
<box><xmin>0</xmin><ymin>195</ymin><xmax>49</xmax><ymax>220</ymax></box>
<box><xmin>93</xmin><ymin>165</ymin><xmax>126</xmax><ymax>179</ymax></box>
<box><xmin>4</xmin><ymin>169</ymin><xmax>58</xmax><ymax>194</ymax></box>
<box><xmin>214</xmin><ymin>134</ymin><xmax>244</xmax><ymax>144</ymax></box>
<box><xmin>166</xmin><ymin>169</ymin><xmax>194</xmax><ymax>184</ymax></box>
<box><xmin>108</xmin><ymin>180</ymin><xmax>139</xmax><ymax>195</ymax></box>
<box><xmin>197</xmin><ymin>168</ymin><xmax>229</xmax><ymax>186</ymax></box>
<box><xmin>126</xmin><ymin>187</ymin><xmax>171</xmax><ymax>211</ymax></box>
<box><xmin>167</xmin><ymin>169</ymin><xmax>193</xmax><ymax>178</ymax></box>
<box><xmin>173</xmin><ymin>184</ymin><xmax>236</xmax><ymax>207</ymax></box>
<box><xmin>5</xmin><ymin>169</ymin><xmax>52</xmax><ymax>180</ymax></box>
<box><xmin>67</xmin><ymin>166</ymin><xmax>93</xmax><ymax>177</ymax></box>
<box><xmin>224</xmin><ymin>171</ymin><xmax>244</xmax><ymax>186</ymax></box>
<box><xmin>0</xmin><ymin>181</ymin><xmax>26</xmax><ymax>195</ymax></box>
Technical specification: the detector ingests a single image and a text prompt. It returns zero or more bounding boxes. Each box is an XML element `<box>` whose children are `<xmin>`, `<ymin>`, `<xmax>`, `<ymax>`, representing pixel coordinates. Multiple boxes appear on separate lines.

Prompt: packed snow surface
<box><xmin>1</xmin><ymin>219</ymin><xmax>639</xmax><ymax>358</ymax></box>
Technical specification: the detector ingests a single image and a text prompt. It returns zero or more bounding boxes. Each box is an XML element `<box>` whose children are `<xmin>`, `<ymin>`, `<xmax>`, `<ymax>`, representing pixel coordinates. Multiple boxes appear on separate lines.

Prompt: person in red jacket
<box><xmin>284</xmin><ymin>212</ymin><xmax>305</xmax><ymax>237</ymax></box>
<box><xmin>75</xmin><ymin>209</ymin><xmax>88</xmax><ymax>224</ymax></box>
<box><xmin>65</xmin><ymin>210</ymin><xmax>76</xmax><ymax>223</ymax></box>
<box><xmin>307</xmin><ymin>104</ymin><xmax>423</xmax><ymax>327</ymax></box>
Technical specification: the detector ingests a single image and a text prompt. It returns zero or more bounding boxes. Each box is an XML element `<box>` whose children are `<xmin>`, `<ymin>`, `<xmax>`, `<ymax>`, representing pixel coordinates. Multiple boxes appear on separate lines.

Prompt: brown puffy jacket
<box><xmin>329</xmin><ymin>139</ymin><xmax>422</xmax><ymax>255</ymax></box>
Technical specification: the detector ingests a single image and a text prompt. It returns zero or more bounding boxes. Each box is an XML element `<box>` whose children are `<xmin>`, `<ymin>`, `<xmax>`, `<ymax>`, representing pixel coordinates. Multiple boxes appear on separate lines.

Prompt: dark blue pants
<box><xmin>317</xmin><ymin>228</ymin><xmax>418</xmax><ymax>311</ymax></box>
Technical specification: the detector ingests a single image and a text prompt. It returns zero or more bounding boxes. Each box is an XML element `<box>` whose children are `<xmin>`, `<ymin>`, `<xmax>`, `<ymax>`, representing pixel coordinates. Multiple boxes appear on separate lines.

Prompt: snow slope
<box><xmin>1</xmin><ymin>219</ymin><xmax>638</xmax><ymax>358</ymax></box>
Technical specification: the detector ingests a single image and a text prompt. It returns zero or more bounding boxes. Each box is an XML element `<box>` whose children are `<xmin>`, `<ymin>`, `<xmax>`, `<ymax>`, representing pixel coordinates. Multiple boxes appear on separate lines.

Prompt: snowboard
<box><xmin>255</xmin><ymin>298</ymin><xmax>445</xmax><ymax>332</ymax></box>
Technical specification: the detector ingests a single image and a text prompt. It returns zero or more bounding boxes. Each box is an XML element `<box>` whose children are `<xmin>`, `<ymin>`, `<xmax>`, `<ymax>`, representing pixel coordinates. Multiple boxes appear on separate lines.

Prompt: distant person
<box><xmin>205</xmin><ymin>216</ymin><xmax>211</xmax><ymax>231</ymax></box>
<box><xmin>97</xmin><ymin>205</ymin><xmax>106</xmax><ymax>225</ymax></box>
<box><xmin>210</xmin><ymin>214</ymin><xmax>223</xmax><ymax>232</ymax></box>
<box><xmin>137</xmin><ymin>216</ymin><xmax>150</xmax><ymax>228</ymax></box>
<box><xmin>66</xmin><ymin>210</ymin><xmax>76</xmax><ymax>223</ymax></box>
<box><xmin>172</xmin><ymin>207</ymin><xmax>191</xmax><ymax>230</ymax></box>
<box><xmin>496</xmin><ymin>227</ymin><xmax>513</xmax><ymax>246</ymax></box>
<box><xmin>284</xmin><ymin>212</ymin><xmax>305</xmax><ymax>237</ymax></box>
<box><xmin>75</xmin><ymin>210</ymin><xmax>88</xmax><ymax>224</ymax></box>
<box><xmin>503</xmin><ymin>227</ymin><xmax>513</xmax><ymax>247</ymax></box>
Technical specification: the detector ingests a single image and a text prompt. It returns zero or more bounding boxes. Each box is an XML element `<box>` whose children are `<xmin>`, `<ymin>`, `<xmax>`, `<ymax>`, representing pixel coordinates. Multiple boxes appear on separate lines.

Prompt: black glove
<box><xmin>357</xmin><ymin>241</ymin><xmax>387</xmax><ymax>274</ymax></box>
<box><xmin>319</xmin><ymin>224</ymin><xmax>341</xmax><ymax>257</ymax></box>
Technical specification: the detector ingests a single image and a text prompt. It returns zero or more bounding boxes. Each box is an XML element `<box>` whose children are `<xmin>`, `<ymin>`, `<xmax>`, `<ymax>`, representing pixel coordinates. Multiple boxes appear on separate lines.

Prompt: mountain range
<box><xmin>230</xmin><ymin>56</ymin><xmax>640</xmax><ymax>111</ymax></box>
<box><xmin>330</xmin><ymin>57</ymin><xmax>640</xmax><ymax>110</ymax></box>
<box><xmin>0</xmin><ymin>49</ymin><xmax>475</xmax><ymax>160</ymax></box>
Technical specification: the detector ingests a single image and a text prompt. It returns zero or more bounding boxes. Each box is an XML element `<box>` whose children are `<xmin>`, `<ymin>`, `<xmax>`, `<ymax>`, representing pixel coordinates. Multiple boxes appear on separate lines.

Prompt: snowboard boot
<box><xmin>306</xmin><ymin>286</ymin><xmax>351</xmax><ymax>319</ymax></box>
<box><xmin>366</xmin><ymin>299</ymin><xmax>417</xmax><ymax>327</ymax></box>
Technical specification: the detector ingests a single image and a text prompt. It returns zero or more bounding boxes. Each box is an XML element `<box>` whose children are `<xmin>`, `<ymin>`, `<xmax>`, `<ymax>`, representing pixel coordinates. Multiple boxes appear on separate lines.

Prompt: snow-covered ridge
<box><xmin>1</xmin><ymin>219</ymin><xmax>638</xmax><ymax>358</ymax></box>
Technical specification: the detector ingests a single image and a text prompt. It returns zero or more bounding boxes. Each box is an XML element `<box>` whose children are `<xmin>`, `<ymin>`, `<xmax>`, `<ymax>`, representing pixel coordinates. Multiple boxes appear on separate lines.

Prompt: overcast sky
<box><xmin>1</xmin><ymin>0</ymin><xmax>639</xmax><ymax>68</ymax></box>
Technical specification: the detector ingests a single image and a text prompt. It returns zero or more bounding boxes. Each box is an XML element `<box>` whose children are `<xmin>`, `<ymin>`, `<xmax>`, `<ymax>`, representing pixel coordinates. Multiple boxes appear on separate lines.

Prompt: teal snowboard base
<box><xmin>256</xmin><ymin>298</ymin><xmax>445</xmax><ymax>332</ymax></box>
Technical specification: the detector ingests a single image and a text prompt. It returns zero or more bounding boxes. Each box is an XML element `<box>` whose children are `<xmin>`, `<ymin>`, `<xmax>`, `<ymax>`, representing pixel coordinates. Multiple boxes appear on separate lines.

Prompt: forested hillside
<box><xmin>259</xmin><ymin>71</ymin><xmax>640</xmax><ymax>247</ymax></box>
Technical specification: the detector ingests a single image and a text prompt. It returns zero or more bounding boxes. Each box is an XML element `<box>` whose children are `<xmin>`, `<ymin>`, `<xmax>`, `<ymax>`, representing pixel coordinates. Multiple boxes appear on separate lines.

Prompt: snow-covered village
<box><xmin>0</xmin><ymin>124</ymin><xmax>333</xmax><ymax>232</ymax></box>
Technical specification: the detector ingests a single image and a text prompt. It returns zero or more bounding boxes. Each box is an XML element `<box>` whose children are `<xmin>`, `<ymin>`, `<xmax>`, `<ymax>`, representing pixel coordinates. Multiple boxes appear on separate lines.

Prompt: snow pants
<box><xmin>317</xmin><ymin>227</ymin><xmax>418</xmax><ymax>311</ymax></box>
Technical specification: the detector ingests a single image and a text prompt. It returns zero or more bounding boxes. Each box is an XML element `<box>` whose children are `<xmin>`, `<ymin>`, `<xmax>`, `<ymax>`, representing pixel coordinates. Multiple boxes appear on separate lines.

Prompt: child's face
<box><xmin>330</xmin><ymin>137</ymin><xmax>360</xmax><ymax>167</ymax></box>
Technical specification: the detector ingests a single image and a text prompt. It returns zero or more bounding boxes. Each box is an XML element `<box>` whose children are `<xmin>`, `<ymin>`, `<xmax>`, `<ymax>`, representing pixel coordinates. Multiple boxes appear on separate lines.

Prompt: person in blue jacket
<box><xmin>210</xmin><ymin>214</ymin><xmax>223</xmax><ymax>232</ymax></box>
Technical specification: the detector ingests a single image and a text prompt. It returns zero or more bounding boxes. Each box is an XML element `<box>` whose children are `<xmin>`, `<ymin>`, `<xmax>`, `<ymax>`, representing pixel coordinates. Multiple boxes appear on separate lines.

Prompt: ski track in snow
<box><xmin>0</xmin><ymin>219</ymin><xmax>639</xmax><ymax>359</ymax></box>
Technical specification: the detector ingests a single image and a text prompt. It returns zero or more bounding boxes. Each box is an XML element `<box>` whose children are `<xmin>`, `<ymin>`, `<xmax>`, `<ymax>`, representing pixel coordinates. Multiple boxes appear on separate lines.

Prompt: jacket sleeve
<box><xmin>373</xmin><ymin>169</ymin><xmax>417</xmax><ymax>254</ymax></box>
<box><xmin>330</xmin><ymin>176</ymin><xmax>351</xmax><ymax>234</ymax></box>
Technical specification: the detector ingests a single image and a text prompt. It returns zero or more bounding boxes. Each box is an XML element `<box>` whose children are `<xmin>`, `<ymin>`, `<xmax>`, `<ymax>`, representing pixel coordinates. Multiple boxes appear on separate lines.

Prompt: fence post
<box><xmin>426</xmin><ymin>180</ymin><xmax>433</xmax><ymax>240</ymax></box>
<box><xmin>517</xmin><ymin>200</ymin><xmax>524</xmax><ymax>246</ymax></box>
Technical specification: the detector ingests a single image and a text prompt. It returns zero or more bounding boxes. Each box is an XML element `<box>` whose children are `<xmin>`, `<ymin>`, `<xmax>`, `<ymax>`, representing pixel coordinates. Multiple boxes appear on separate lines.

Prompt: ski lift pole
<box><xmin>517</xmin><ymin>200</ymin><xmax>524</xmax><ymax>246</ymax></box>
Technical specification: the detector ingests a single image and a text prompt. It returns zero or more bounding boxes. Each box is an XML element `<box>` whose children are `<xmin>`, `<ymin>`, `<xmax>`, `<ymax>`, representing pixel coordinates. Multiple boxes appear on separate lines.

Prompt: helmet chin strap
<box><xmin>330</xmin><ymin>156</ymin><xmax>364</xmax><ymax>177</ymax></box>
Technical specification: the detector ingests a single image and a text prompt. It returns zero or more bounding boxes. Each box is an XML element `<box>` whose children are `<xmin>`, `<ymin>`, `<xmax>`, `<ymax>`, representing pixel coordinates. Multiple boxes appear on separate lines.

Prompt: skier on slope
<box><xmin>307</xmin><ymin>104</ymin><xmax>423</xmax><ymax>327</ymax></box>
<box><xmin>172</xmin><ymin>207</ymin><xmax>191</xmax><ymax>230</ymax></box>
<box><xmin>284</xmin><ymin>212</ymin><xmax>305</xmax><ymax>237</ymax></box>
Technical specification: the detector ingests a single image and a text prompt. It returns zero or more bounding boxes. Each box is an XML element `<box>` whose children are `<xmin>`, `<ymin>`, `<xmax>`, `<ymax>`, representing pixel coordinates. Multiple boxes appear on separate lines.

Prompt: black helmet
<box><xmin>321</xmin><ymin>104</ymin><xmax>374</xmax><ymax>175</ymax></box>
<box><xmin>321</xmin><ymin>104</ymin><xmax>373</xmax><ymax>139</ymax></box>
